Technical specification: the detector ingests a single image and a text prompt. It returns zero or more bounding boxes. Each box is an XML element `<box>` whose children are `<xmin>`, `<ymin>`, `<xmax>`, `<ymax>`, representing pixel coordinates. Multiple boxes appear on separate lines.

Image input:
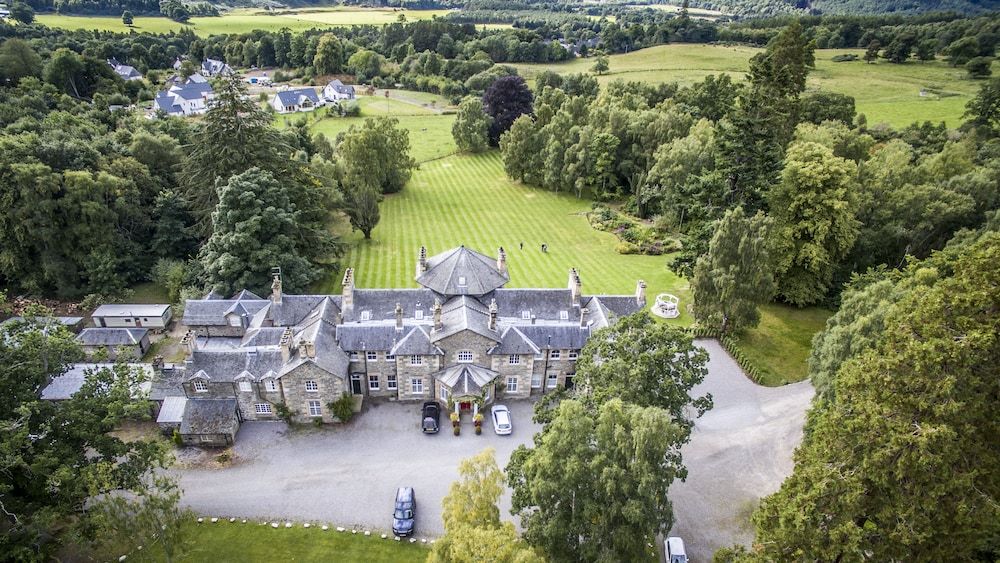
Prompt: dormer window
<box><xmin>457</xmin><ymin>350</ymin><xmax>473</xmax><ymax>363</ymax></box>
<box><xmin>560</xmin><ymin>311</ymin><xmax>569</xmax><ymax>320</ymax></box>
<box><xmin>415</xmin><ymin>310</ymin><xmax>424</xmax><ymax>320</ymax></box>
<box><xmin>193</xmin><ymin>380</ymin><xmax>208</xmax><ymax>393</ymax></box>
<box><xmin>458</xmin><ymin>276</ymin><xmax>467</xmax><ymax>287</ymax></box>
<box><xmin>360</xmin><ymin>311</ymin><xmax>371</xmax><ymax>321</ymax></box>
<box><xmin>521</xmin><ymin>310</ymin><xmax>531</xmax><ymax>320</ymax></box>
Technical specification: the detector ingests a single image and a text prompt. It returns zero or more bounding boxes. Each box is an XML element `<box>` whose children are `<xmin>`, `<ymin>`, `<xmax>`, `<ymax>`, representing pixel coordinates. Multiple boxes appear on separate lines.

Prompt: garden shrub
<box><xmin>329</xmin><ymin>392</ymin><xmax>355</xmax><ymax>423</ymax></box>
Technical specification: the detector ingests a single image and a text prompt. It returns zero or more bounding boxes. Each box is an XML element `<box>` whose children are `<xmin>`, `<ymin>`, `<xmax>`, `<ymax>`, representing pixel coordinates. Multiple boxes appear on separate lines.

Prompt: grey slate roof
<box><xmin>2</xmin><ymin>316</ymin><xmax>83</xmax><ymax>329</ymax></box>
<box><xmin>269</xmin><ymin>295</ymin><xmax>329</xmax><ymax>326</ymax></box>
<box><xmin>232</xmin><ymin>289</ymin><xmax>263</xmax><ymax>300</ymax></box>
<box><xmin>149</xmin><ymin>365</ymin><xmax>185</xmax><ymax>401</ymax></box>
<box><xmin>336</xmin><ymin>324</ymin><xmax>405</xmax><ymax>352</ymax></box>
<box><xmin>180</xmin><ymin>399</ymin><xmax>238</xmax><ymax>435</ymax></box>
<box><xmin>390</xmin><ymin>326</ymin><xmax>443</xmax><ymax>356</ymax></box>
<box><xmin>41</xmin><ymin>363</ymin><xmax>153</xmax><ymax>400</ymax></box>
<box><xmin>77</xmin><ymin>327</ymin><xmax>148</xmax><ymax>346</ymax></box>
<box><xmin>275</xmin><ymin>87</ymin><xmax>320</xmax><ymax>107</ymax></box>
<box><xmin>513</xmin><ymin>325</ymin><xmax>592</xmax><ymax>351</ymax></box>
<box><xmin>432</xmin><ymin>296</ymin><xmax>498</xmax><ymax>343</ymax></box>
<box><xmin>432</xmin><ymin>364</ymin><xmax>498</xmax><ymax>396</ymax></box>
<box><xmin>183</xmin><ymin>298</ymin><xmax>269</xmax><ymax>326</ymax></box>
<box><xmin>186</xmin><ymin>349</ymin><xmax>284</xmax><ymax>382</ymax></box>
<box><xmin>154</xmin><ymin>93</ymin><xmax>182</xmax><ymax>114</ymax></box>
<box><xmin>416</xmin><ymin>246</ymin><xmax>509</xmax><ymax>296</ymax></box>
<box><xmin>490</xmin><ymin>326</ymin><xmax>541</xmax><ymax>355</ymax></box>
<box><xmin>350</xmin><ymin>289</ymin><xmax>436</xmax><ymax>322</ymax></box>
<box><xmin>588</xmin><ymin>296</ymin><xmax>643</xmax><ymax>320</ymax></box>
<box><xmin>492</xmin><ymin>288</ymin><xmax>576</xmax><ymax>321</ymax></box>
<box><xmin>326</xmin><ymin>79</ymin><xmax>355</xmax><ymax>95</ymax></box>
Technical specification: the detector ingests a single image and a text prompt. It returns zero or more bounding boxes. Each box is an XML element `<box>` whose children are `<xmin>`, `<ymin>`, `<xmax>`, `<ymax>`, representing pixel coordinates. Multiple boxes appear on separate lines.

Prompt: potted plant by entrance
<box><xmin>473</xmin><ymin>413</ymin><xmax>483</xmax><ymax>435</ymax></box>
<box><xmin>453</xmin><ymin>425</ymin><xmax>460</xmax><ymax>436</ymax></box>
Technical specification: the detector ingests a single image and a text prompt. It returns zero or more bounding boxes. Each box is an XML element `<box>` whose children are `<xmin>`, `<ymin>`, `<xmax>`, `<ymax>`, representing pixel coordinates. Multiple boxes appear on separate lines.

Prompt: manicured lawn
<box><xmin>513</xmin><ymin>44</ymin><xmax>989</xmax><ymax>128</ymax></box>
<box><xmin>37</xmin><ymin>7</ymin><xmax>453</xmax><ymax>36</ymax></box>
<box><xmin>319</xmin><ymin>150</ymin><xmax>693</xmax><ymax>324</ymax></box>
<box><xmin>118</xmin><ymin>520</ymin><xmax>428</xmax><ymax>562</ymax></box>
<box><xmin>734</xmin><ymin>304</ymin><xmax>831</xmax><ymax>386</ymax></box>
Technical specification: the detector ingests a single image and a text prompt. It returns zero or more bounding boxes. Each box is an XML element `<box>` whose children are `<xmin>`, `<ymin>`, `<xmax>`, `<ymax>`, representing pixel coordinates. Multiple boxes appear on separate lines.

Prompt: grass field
<box><xmin>37</xmin><ymin>7</ymin><xmax>453</xmax><ymax>36</ymax></box>
<box><xmin>115</xmin><ymin>520</ymin><xmax>428</xmax><ymax>562</ymax></box>
<box><xmin>734</xmin><ymin>304</ymin><xmax>830</xmax><ymax>386</ymax></box>
<box><xmin>514</xmin><ymin>44</ymin><xmax>989</xmax><ymax>128</ymax></box>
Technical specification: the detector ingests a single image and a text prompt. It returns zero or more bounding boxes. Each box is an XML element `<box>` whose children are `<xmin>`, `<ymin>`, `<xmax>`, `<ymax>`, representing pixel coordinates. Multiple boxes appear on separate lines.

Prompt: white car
<box><xmin>491</xmin><ymin>405</ymin><xmax>512</xmax><ymax>435</ymax></box>
<box><xmin>666</xmin><ymin>536</ymin><xmax>688</xmax><ymax>563</ymax></box>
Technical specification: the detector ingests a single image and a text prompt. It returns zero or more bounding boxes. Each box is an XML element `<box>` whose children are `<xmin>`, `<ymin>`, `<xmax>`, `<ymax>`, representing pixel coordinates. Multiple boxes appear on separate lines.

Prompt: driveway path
<box><xmin>667</xmin><ymin>339</ymin><xmax>814</xmax><ymax>561</ymax></box>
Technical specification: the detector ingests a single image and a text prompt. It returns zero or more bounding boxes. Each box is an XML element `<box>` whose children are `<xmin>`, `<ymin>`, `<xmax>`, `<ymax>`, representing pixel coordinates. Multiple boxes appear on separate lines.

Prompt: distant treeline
<box><xmin>689</xmin><ymin>0</ymin><xmax>1000</xmax><ymax>17</ymax></box>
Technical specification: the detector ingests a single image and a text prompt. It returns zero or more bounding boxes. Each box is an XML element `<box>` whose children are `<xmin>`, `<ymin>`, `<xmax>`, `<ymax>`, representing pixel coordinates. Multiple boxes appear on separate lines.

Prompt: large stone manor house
<box><xmin>174</xmin><ymin>246</ymin><xmax>646</xmax><ymax>430</ymax></box>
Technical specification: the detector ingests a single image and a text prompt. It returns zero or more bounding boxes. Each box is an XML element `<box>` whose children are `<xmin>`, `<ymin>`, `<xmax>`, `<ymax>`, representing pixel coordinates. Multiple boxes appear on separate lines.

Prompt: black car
<box><xmin>421</xmin><ymin>401</ymin><xmax>440</xmax><ymax>434</ymax></box>
<box><xmin>392</xmin><ymin>487</ymin><xmax>416</xmax><ymax>537</ymax></box>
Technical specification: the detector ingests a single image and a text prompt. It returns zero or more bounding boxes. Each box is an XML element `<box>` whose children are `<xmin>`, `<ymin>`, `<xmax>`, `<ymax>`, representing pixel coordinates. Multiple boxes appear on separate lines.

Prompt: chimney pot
<box><xmin>433</xmin><ymin>298</ymin><xmax>443</xmax><ymax>331</ymax></box>
<box><xmin>395</xmin><ymin>302</ymin><xmax>403</xmax><ymax>331</ymax></box>
<box><xmin>568</xmin><ymin>268</ymin><xmax>582</xmax><ymax>306</ymax></box>
<box><xmin>635</xmin><ymin>280</ymin><xmax>647</xmax><ymax>307</ymax></box>
<box><xmin>341</xmin><ymin>268</ymin><xmax>355</xmax><ymax>317</ymax></box>
<box><xmin>279</xmin><ymin>328</ymin><xmax>293</xmax><ymax>363</ymax></box>
<box><xmin>497</xmin><ymin>247</ymin><xmax>507</xmax><ymax>275</ymax></box>
<box><xmin>488</xmin><ymin>298</ymin><xmax>498</xmax><ymax>331</ymax></box>
<box><xmin>271</xmin><ymin>267</ymin><xmax>282</xmax><ymax>304</ymax></box>
<box><xmin>416</xmin><ymin>246</ymin><xmax>428</xmax><ymax>277</ymax></box>
<box><xmin>181</xmin><ymin>330</ymin><xmax>197</xmax><ymax>355</ymax></box>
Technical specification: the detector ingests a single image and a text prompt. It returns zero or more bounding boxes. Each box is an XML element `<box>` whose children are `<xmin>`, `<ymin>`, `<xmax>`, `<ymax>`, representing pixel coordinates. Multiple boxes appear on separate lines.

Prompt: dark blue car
<box><xmin>392</xmin><ymin>487</ymin><xmax>416</xmax><ymax>537</ymax></box>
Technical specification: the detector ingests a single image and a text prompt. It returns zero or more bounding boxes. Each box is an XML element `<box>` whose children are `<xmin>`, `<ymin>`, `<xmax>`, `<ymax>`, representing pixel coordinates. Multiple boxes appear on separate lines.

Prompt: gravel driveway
<box><xmin>173</xmin><ymin>340</ymin><xmax>813</xmax><ymax>558</ymax></box>
<box><xmin>667</xmin><ymin>340</ymin><xmax>814</xmax><ymax>561</ymax></box>
<box><xmin>173</xmin><ymin>401</ymin><xmax>541</xmax><ymax>537</ymax></box>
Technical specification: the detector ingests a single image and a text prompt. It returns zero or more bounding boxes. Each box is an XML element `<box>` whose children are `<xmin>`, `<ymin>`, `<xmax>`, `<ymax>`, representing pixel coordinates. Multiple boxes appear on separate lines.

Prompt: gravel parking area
<box><xmin>173</xmin><ymin>340</ymin><xmax>813</xmax><ymax>558</ymax></box>
<box><xmin>667</xmin><ymin>340</ymin><xmax>814</xmax><ymax>561</ymax></box>
<box><xmin>173</xmin><ymin>401</ymin><xmax>541</xmax><ymax>537</ymax></box>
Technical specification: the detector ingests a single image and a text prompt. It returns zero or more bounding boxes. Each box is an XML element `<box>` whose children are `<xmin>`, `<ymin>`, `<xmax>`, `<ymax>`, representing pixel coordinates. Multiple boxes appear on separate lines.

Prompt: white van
<box><xmin>666</xmin><ymin>536</ymin><xmax>688</xmax><ymax>563</ymax></box>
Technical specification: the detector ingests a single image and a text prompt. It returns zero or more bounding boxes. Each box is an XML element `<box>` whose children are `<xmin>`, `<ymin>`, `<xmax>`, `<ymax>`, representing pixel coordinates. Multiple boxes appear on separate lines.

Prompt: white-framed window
<box><xmin>305</xmin><ymin>380</ymin><xmax>318</xmax><ymax>392</ymax></box>
<box><xmin>506</xmin><ymin>376</ymin><xmax>518</xmax><ymax>393</ymax></box>
<box><xmin>531</xmin><ymin>373</ymin><xmax>542</xmax><ymax>388</ymax></box>
<box><xmin>457</xmin><ymin>276</ymin><xmax>467</xmax><ymax>287</ymax></box>
<box><xmin>546</xmin><ymin>373</ymin><xmax>559</xmax><ymax>389</ymax></box>
<box><xmin>387</xmin><ymin>374</ymin><xmax>397</xmax><ymax>390</ymax></box>
<box><xmin>568</xmin><ymin>350</ymin><xmax>578</xmax><ymax>360</ymax></box>
<box><xmin>457</xmin><ymin>351</ymin><xmax>473</xmax><ymax>363</ymax></box>
<box><xmin>386</xmin><ymin>354</ymin><xmax>395</xmax><ymax>361</ymax></box>
<box><xmin>360</xmin><ymin>311</ymin><xmax>371</xmax><ymax>321</ymax></box>
<box><xmin>440</xmin><ymin>386</ymin><xmax>449</xmax><ymax>401</ymax></box>
<box><xmin>550</xmin><ymin>350</ymin><xmax>561</xmax><ymax>360</ymax></box>
<box><xmin>350</xmin><ymin>352</ymin><xmax>360</xmax><ymax>361</ymax></box>
<box><xmin>411</xmin><ymin>378</ymin><xmax>424</xmax><ymax>394</ymax></box>
<box><xmin>521</xmin><ymin>310</ymin><xmax>530</xmax><ymax>320</ymax></box>
<box><xmin>308</xmin><ymin>400</ymin><xmax>322</xmax><ymax>417</ymax></box>
<box><xmin>238</xmin><ymin>380</ymin><xmax>252</xmax><ymax>393</ymax></box>
<box><xmin>414</xmin><ymin>310</ymin><xmax>424</xmax><ymax>320</ymax></box>
<box><xmin>255</xmin><ymin>403</ymin><xmax>272</xmax><ymax>414</ymax></box>
<box><xmin>193</xmin><ymin>379</ymin><xmax>208</xmax><ymax>393</ymax></box>
<box><xmin>366</xmin><ymin>351</ymin><xmax>378</xmax><ymax>362</ymax></box>
<box><xmin>508</xmin><ymin>354</ymin><xmax>520</xmax><ymax>365</ymax></box>
<box><xmin>410</xmin><ymin>355</ymin><xmax>423</xmax><ymax>366</ymax></box>
<box><xmin>263</xmin><ymin>379</ymin><xmax>278</xmax><ymax>392</ymax></box>
<box><xmin>560</xmin><ymin>310</ymin><xmax>569</xmax><ymax>320</ymax></box>
<box><xmin>368</xmin><ymin>374</ymin><xmax>380</xmax><ymax>391</ymax></box>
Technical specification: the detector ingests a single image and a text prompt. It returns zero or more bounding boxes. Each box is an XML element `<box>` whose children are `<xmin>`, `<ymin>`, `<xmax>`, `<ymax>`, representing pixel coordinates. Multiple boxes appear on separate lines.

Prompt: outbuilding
<box><xmin>91</xmin><ymin>303</ymin><xmax>172</xmax><ymax>330</ymax></box>
<box><xmin>76</xmin><ymin>327</ymin><xmax>150</xmax><ymax>360</ymax></box>
<box><xmin>178</xmin><ymin>399</ymin><xmax>241</xmax><ymax>447</ymax></box>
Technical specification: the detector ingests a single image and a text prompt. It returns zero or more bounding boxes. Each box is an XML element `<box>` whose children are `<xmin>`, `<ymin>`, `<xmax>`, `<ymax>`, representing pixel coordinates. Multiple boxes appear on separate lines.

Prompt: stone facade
<box><xmin>170</xmin><ymin>246</ymin><xmax>645</xmax><ymax>442</ymax></box>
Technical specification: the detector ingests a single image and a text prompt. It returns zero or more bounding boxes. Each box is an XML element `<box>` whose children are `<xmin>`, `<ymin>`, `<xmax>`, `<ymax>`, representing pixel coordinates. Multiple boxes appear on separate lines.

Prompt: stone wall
<box><xmin>280</xmin><ymin>362</ymin><xmax>346</xmax><ymax>423</ymax></box>
<box><xmin>492</xmin><ymin>353</ymin><xmax>534</xmax><ymax>400</ymax></box>
<box><xmin>395</xmin><ymin>353</ymin><xmax>442</xmax><ymax>401</ymax></box>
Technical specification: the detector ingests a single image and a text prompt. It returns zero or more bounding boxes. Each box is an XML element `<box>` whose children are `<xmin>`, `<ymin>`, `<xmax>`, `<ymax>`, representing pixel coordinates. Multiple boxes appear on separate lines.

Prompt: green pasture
<box><xmin>513</xmin><ymin>44</ymin><xmax>989</xmax><ymax>128</ymax></box>
<box><xmin>37</xmin><ymin>7</ymin><xmax>453</xmax><ymax>36</ymax></box>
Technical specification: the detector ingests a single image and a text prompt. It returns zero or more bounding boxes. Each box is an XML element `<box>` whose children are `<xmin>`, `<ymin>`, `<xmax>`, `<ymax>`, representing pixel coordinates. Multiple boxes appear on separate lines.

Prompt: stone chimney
<box><xmin>635</xmin><ymin>280</ymin><xmax>647</xmax><ymax>307</ymax></box>
<box><xmin>496</xmin><ymin>247</ymin><xmax>507</xmax><ymax>275</ymax></box>
<box><xmin>152</xmin><ymin>355</ymin><xmax>164</xmax><ymax>373</ymax></box>
<box><xmin>416</xmin><ymin>246</ymin><xmax>428</xmax><ymax>277</ymax></box>
<box><xmin>432</xmin><ymin>298</ymin><xmax>443</xmax><ymax>331</ymax></box>
<box><xmin>488</xmin><ymin>298</ymin><xmax>498</xmax><ymax>331</ymax></box>
<box><xmin>181</xmin><ymin>330</ymin><xmax>197</xmax><ymax>355</ymax></box>
<box><xmin>305</xmin><ymin>341</ymin><xmax>316</xmax><ymax>358</ymax></box>
<box><xmin>568</xmin><ymin>268</ymin><xmax>582</xmax><ymax>306</ymax></box>
<box><xmin>395</xmin><ymin>302</ymin><xmax>403</xmax><ymax>331</ymax></box>
<box><xmin>580</xmin><ymin>307</ymin><xmax>589</xmax><ymax>328</ymax></box>
<box><xmin>341</xmin><ymin>268</ymin><xmax>354</xmax><ymax>316</ymax></box>
<box><xmin>270</xmin><ymin>267</ymin><xmax>282</xmax><ymax>304</ymax></box>
<box><xmin>298</xmin><ymin>339</ymin><xmax>308</xmax><ymax>359</ymax></box>
<box><xmin>279</xmin><ymin>328</ymin><xmax>293</xmax><ymax>363</ymax></box>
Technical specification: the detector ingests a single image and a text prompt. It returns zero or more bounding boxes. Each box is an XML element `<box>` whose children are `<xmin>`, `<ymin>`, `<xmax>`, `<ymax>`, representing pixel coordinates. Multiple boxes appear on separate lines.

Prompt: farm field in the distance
<box><xmin>318</xmin><ymin>151</ymin><xmax>829</xmax><ymax>384</ymax></box>
<box><xmin>36</xmin><ymin>6</ymin><xmax>454</xmax><ymax>36</ymax></box>
<box><xmin>514</xmin><ymin>44</ymin><xmax>990</xmax><ymax>128</ymax></box>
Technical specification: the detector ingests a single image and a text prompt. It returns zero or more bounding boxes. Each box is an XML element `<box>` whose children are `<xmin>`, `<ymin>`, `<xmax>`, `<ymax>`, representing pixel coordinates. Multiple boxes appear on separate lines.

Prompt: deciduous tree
<box><xmin>692</xmin><ymin>207</ymin><xmax>777</xmax><ymax>333</ymax></box>
<box><xmin>483</xmin><ymin>75</ymin><xmax>533</xmax><ymax>146</ymax></box>
<box><xmin>451</xmin><ymin>97</ymin><xmax>491</xmax><ymax>153</ymax></box>
<box><xmin>312</xmin><ymin>34</ymin><xmax>344</xmax><ymax>75</ymax></box>
<box><xmin>336</xmin><ymin>117</ymin><xmax>415</xmax><ymax>195</ymax></box>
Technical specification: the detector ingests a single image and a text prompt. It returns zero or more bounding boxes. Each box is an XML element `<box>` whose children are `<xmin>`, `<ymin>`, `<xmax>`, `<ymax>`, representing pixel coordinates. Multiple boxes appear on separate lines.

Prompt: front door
<box><xmin>565</xmin><ymin>374</ymin><xmax>575</xmax><ymax>390</ymax></box>
<box><xmin>351</xmin><ymin>374</ymin><xmax>363</xmax><ymax>395</ymax></box>
<box><xmin>459</xmin><ymin>401</ymin><xmax>471</xmax><ymax>412</ymax></box>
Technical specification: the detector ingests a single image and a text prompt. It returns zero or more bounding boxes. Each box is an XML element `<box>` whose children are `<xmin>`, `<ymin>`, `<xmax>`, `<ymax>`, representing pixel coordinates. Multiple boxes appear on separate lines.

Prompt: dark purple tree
<box><xmin>482</xmin><ymin>75</ymin><xmax>534</xmax><ymax>146</ymax></box>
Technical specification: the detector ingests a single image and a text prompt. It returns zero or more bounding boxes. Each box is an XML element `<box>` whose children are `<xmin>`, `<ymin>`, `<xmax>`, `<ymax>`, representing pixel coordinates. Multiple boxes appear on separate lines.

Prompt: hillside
<box><xmin>688</xmin><ymin>0</ymin><xmax>1000</xmax><ymax>16</ymax></box>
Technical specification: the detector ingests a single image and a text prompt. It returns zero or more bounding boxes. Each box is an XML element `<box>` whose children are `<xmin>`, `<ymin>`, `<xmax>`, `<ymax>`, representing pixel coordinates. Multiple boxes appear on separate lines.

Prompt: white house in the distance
<box><xmin>154</xmin><ymin>77</ymin><xmax>214</xmax><ymax>117</ymax></box>
<box><xmin>272</xmin><ymin>87</ymin><xmax>322</xmax><ymax>113</ymax></box>
<box><xmin>323</xmin><ymin>79</ymin><xmax>356</xmax><ymax>102</ymax></box>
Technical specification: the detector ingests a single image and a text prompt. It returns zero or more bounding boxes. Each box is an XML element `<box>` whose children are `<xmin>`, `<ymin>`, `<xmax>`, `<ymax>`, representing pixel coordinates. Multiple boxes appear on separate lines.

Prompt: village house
<box><xmin>76</xmin><ymin>327</ymin><xmax>150</xmax><ymax>360</ymax></box>
<box><xmin>153</xmin><ymin>77</ymin><xmax>214</xmax><ymax>117</ymax></box>
<box><xmin>107</xmin><ymin>58</ymin><xmax>142</xmax><ymax>81</ymax></box>
<box><xmin>323</xmin><ymin>79</ymin><xmax>356</xmax><ymax>102</ymax></box>
<box><xmin>91</xmin><ymin>303</ymin><xmax>172</xmax><ymax>329</ymax></box>
<box><xmin>272</xmin><ymin>87</ymin><xmax>322</xmax><ymax>113</ymax></box>
<box><xmin>167</xmin><ymin>246</ymin><xmax>645</xmax><ymax>444</ymax></box>
<box><xmin>201</xmin><ymin>57</ymin><xmax>233</xmax><ymax>77</ymax></box>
